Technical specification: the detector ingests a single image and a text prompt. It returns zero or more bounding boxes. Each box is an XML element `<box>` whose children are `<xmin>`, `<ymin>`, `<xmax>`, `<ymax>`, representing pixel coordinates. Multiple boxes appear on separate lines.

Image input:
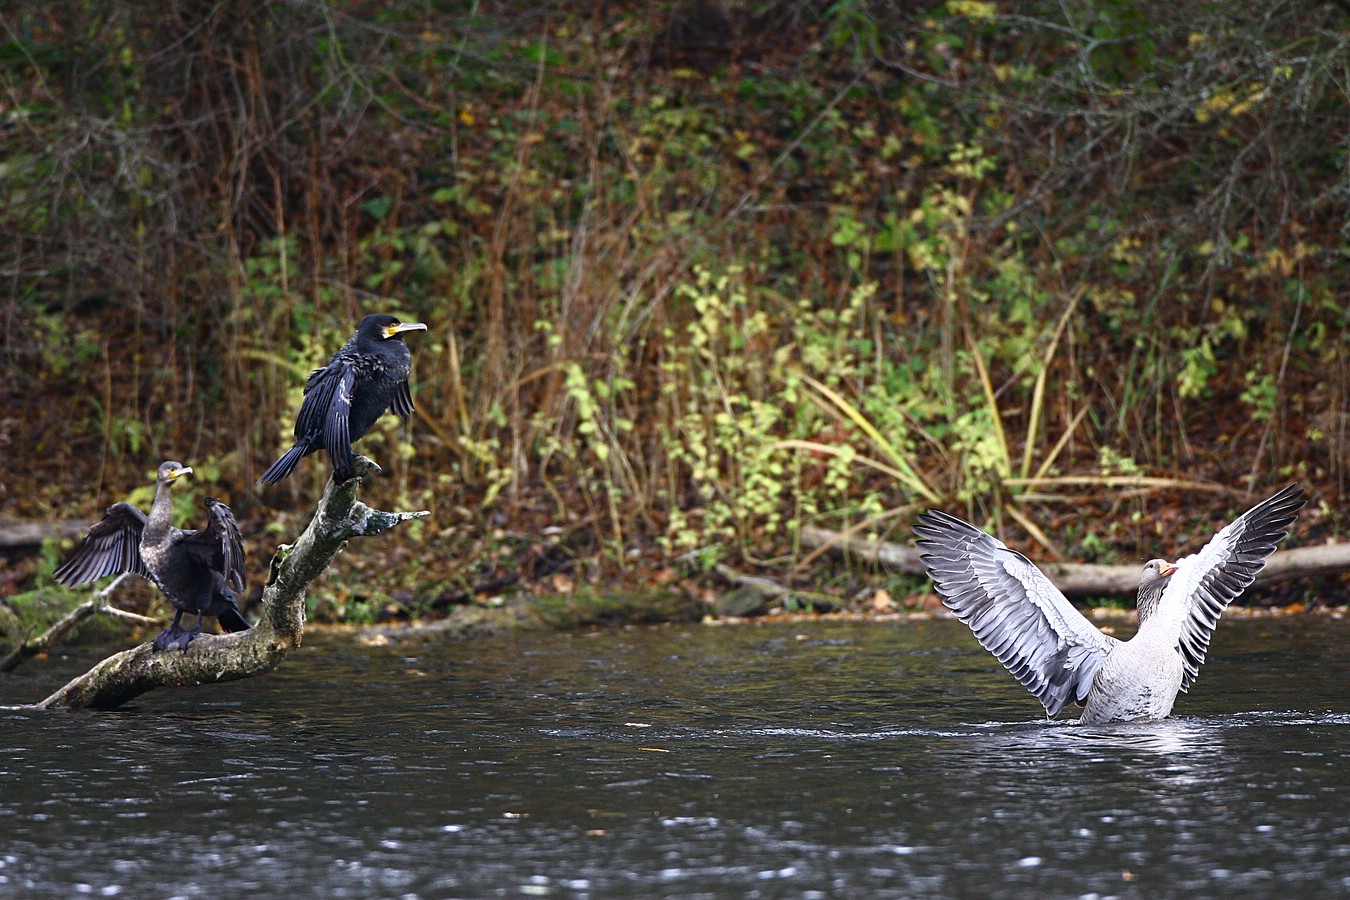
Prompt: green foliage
<box><xmin>1241</xmin><ymin>370</ymin><xmax>1278</xmax><ymax>424</ymax></box>
<box><xmin>659</xmin><ymin>267</ymin><xmax>792</xmax><ymax>565</ymax></box>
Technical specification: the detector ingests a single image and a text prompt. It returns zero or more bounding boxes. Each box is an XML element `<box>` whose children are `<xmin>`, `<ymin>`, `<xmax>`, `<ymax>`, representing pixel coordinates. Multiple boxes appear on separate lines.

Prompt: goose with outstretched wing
<box><xmin>914</xmin><ymin>484</ymin><xmax>1304</xmax><ymax>723</ymax></box>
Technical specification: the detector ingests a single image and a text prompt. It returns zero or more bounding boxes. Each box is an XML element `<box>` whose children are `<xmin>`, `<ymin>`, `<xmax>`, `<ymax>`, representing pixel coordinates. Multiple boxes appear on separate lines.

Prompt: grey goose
<box><xmin>914</xmin><ymin>484</ymin><xmax>1305</xmax><ymax>723</ymax></box>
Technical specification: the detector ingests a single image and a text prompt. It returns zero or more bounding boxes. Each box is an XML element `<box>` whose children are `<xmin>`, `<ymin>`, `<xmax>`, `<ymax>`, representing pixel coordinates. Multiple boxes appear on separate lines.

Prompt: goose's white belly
<box><xmin>1079</xmin><ymin>634</ymin><xmax>1185</xmax><ymax>724</ymax></box>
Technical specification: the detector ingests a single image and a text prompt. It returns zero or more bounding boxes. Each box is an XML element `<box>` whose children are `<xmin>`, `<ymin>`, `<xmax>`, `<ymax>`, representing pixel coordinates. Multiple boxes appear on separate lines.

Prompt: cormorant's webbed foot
<box><xmin>153</xmin><ymin>623</ymin><xmax>185</xmax><ymax>652</ymax></box>
<box><xmin>151</xmin><ymin>622</ymin><xmax>202</xmax><ymax>652</ymax></box>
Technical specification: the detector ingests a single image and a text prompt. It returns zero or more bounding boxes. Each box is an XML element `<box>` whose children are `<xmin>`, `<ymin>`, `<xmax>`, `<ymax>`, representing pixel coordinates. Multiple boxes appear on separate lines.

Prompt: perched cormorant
<box><xmin>54</xmin><ymin>461</ymin><xmax>250</xmax><ymax>652</ymax></box>
<box><xmin>259</xmin><ymin>313</ymin><xmax>427</xmax><ymax>484</ymax></box>
<box><xmin>914</xmin><ymin>484</ymin><xmax>1304</xmax><ymax>723</ymax></box>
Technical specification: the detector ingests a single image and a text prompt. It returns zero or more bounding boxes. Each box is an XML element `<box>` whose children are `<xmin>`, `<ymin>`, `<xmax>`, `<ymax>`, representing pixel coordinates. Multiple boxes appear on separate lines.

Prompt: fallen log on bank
<box><xmin>7</xmin><ymin>457</ymin><xmax>426</xmax><ymax>710</ymax></box>
<box><xmin>800</xmin><ymin>525</ymin><xmax>1350</xmax><ymax>598</ymax></box>
<box><xmin>0</xmin><ymin>518</ymin><xmax>87</xmax><ymax>550</ymax></box>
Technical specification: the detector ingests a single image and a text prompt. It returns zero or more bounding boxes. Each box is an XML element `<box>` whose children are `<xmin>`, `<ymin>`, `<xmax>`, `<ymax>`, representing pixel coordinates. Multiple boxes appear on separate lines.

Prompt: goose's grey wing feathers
<box><xmin>1164</xmin><ymin>484</ymin><xmax>1305</xmax><ymax>692</ymax></box>
<box><xmin>915</xmin><ymin>509</ymin><xmax>1119</xmax><ymax>717</ymax></box>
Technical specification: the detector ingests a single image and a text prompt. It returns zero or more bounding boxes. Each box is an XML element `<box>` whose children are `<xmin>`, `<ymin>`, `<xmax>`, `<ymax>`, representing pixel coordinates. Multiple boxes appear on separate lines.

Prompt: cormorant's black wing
<box><xmin>389</xmin><ymin>380</ymin><xmax>414</xmax><ymax>418</ymax></box>
<box><xmin>177</xmin><ymin>498</ymin><xmax>246</xmax><ymax>592</ymax></box>
<box><xmin>295</xmin><ymin>362</ymin><xmax>345</xmax><ymax>441</ymax></box>
<box><xmin>321</xmin><ymin>365</ymin><xmax>357</xmax><ymax>477</ymax></box>
<box><xmin>291</xmin><ymin>357</ymin><xmax>358</xmax><ymax>477</ymax></box>
<box><xmin>914</xmin><ymin>509</ymin><xmax>1119</xmax><ymax>717</ymax></box>
<box><xmin>53</xmin><ymin>502</ymin><xmax>150</xmax><ymax>585</ymax></box>
<box><xmin>1159</xmin><ymin>484</ymin><xmax>1305</xmax><ymax>692</ymax></box>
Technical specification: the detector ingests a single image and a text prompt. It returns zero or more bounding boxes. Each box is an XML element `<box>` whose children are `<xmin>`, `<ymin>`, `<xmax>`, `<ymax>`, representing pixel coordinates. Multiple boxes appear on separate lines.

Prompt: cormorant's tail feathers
<box><xmin>258</xmin><ymin>441</ymin><xmax>310</xmax><ymax>485</ymax></box>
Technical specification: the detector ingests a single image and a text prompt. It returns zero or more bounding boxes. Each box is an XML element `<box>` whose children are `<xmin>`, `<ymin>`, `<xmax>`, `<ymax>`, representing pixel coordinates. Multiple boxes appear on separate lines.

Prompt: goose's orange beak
<box><xmin>1159</xmin><ymin>562</ymin><xmax>1178</xmax><ymax>578</ymax></box>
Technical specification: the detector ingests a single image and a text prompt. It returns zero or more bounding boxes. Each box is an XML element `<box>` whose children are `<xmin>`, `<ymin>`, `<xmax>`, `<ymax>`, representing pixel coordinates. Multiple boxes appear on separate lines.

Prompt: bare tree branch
<box><xmin>0</xmin><ymin>518</ymin><xmax>88</xmax><ymax>549</ymax></box>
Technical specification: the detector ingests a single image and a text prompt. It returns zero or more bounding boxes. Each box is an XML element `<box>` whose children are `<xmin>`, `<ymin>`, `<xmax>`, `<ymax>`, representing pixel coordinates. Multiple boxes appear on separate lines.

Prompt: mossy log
<box><xmin>23</xmin><ymin>458</ymin><xmax>426</xmax><ymax>710</ymax></box>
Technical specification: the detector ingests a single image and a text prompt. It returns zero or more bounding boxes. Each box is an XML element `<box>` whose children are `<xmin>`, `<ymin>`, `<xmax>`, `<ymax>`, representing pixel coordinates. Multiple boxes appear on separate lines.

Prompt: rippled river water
<box><xmin>3</xmin><ymin>615</ymin><xmax>1350</xmax><ymax>898</ymax></box>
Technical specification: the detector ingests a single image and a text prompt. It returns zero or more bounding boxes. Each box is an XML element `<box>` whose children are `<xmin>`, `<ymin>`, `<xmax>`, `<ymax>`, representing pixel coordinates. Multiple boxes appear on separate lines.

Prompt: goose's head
<box><xmin>1136</xmin><ymin>558</ymin><xmax>1178</xmax><ymax>621</ymax></box>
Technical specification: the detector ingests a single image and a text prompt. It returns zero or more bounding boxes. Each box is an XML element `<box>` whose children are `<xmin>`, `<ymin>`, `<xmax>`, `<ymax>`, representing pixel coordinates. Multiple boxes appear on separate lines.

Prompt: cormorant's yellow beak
<box><xmin>1159</xmin><ymin>561</ymin><xmax>1178</xmax><ymax>578</ymax></box>
<box><xmin>170</xmin><ymin>466</ymin><xmax>193</xmax><ymax>480</ymax></box>
<box><xmin>383</xmin><ymin>321</ymin><xmax>428</xmax><ymax>338</ymax></box>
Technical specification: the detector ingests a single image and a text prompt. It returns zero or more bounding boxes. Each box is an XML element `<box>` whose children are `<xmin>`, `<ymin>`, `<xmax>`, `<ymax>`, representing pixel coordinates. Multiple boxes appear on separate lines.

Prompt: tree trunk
<box><xmin>21</xmin><ymin>458</ymin><xmax>426</xmax><ymax>710</ymax></box>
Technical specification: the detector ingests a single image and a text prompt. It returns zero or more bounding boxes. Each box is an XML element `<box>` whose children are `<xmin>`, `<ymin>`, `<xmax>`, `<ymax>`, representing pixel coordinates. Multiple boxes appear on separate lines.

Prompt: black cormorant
<box><xmin>259</xmin><ymin>313</ymin><xmax>427</xmax><ymax>484</ymax></box>
<box><xmin>54</xmin><ymin>461</ymin><xmax>250</xmax><ymax>652</ymax></box>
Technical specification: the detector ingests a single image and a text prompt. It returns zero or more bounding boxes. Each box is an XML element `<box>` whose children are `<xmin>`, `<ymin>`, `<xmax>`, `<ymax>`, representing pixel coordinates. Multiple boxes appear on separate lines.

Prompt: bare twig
<box><xmin>1247</xmin><ymin>277</ymin><xmax>1305</xmax><ymax>492</ymax></box>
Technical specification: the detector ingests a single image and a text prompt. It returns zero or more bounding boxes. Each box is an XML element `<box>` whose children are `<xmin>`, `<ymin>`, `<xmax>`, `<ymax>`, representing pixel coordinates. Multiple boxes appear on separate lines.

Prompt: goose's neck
<box><xmin>1136</xmin><ymin>584</ymin><xmax>1167</xmax><ymax>625</ymax></box>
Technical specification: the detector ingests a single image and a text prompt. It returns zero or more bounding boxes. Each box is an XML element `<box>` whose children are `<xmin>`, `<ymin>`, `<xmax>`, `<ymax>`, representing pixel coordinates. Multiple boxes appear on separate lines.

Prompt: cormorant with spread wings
<box><xmin>55</xmin><ymin>461</ymin><xmax>249</xmax><ymax>652</ymax></box>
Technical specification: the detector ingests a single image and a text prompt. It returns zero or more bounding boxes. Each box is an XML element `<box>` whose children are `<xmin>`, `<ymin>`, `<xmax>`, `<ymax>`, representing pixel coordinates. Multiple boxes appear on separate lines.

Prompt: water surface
<box><xmin>3</xmin><ymin>616</ymin><xmax>1349</xmax><ymax>897</ymax></box>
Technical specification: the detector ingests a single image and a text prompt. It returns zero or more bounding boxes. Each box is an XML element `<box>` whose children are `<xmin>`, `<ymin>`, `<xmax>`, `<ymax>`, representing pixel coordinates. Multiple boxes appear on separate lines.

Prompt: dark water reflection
<box><xmin>3</xmin><ymin>617</ymin><xmax>1350</xmax><ymax>897</ymax></box>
